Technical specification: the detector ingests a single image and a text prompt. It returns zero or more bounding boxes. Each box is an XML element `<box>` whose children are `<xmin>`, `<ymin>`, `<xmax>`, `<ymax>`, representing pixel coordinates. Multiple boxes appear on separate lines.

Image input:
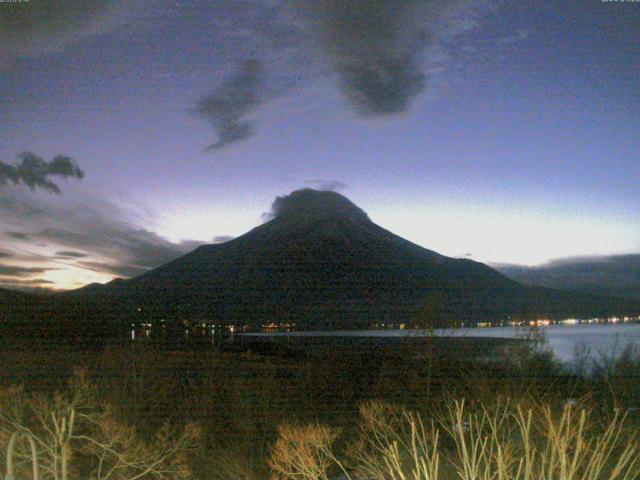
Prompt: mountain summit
<box><xmin>73</xmin><ymin>189</ymin><xmax>636</xmax><ymax>328</ymax></box>
<box><xmin>270</xmin><ymin>189</ymin><xmax>370</xmax><ymax>223</ymax></box>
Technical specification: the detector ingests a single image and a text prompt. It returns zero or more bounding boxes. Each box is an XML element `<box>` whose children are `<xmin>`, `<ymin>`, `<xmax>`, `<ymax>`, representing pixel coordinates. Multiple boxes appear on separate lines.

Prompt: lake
<box><xmin>244</xmin><ymin>323</ymin><xmax>640</xmax><ymax>364</ymax></box>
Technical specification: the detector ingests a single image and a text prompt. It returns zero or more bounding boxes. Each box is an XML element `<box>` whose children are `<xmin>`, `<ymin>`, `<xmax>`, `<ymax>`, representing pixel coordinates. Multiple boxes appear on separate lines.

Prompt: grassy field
<box><xmin>0</xmin><ymin>334</ymin><xmax>638</xmax><ymax>479</ymax></box>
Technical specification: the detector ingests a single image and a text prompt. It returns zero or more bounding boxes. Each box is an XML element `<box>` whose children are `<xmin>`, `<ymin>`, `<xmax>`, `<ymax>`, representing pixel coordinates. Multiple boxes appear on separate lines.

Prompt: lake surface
<box><xmin>245</xmin><ymin>323</ymin><xmax>640</xmax><ymax>364</ymax></box>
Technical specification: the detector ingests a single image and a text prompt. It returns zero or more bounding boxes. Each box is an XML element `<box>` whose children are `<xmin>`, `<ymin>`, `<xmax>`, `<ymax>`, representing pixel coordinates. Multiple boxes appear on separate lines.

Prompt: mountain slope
<box><xmin>0</xmin><ymin>287</ymin><xmax>44</xmax><ymax>324</ymax></box>
<box><xmin>75</xmin><ymin>189</ymin><xmax>638</xmax><ymax>327</ymax></box>
<box><xmin>497</xmin><ymin>255</ymin><xmax>640</xmax><ymax>300</ymax></box>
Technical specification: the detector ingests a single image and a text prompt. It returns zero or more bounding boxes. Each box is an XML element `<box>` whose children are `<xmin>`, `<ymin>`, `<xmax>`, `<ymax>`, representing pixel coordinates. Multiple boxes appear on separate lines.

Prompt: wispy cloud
<box><xmin>212</xmin><ymin>235</ymin><xmax>234</xmax><ymax>244</ymax></box>
<box><xmin>0</xmin><ymin>188</ymin><xmax>203</xmax><ymax>289</ymax></box>
<box><xmin>77</xmin><ymin>261</ymin><xmax>148</xmax><ymax>279</ymax></box>
<box><xmin>0</xmin><ymin>0</ymin><xmax>153</xmax><ymax>68</ymax></box>
<box><xmin>303</xmin><ymin>179</ymin><xmax>347</xmax><ymax>191</ymax></box>
<box><xmin>5</xmin><ymin>231</ymin><xmax>30</xmax><ymax>240</ymax></box>
<box><xmin>497</xmin><ymin>29</ymin><xmax>529</xmax><ymax>45</ymax></box>
<box><xmin>0</xmin><ymin>278</ymin><xmax>55</xmax><ymax>292</ymax></box>
<box><xmin>55</xmin><ymin>251</ymin><xmax>89</xmax><ymax>259</ymax></box>
<box><xmin>0</xmin><ymin>264</ymin><xmax>51</xmax><ymax>277</ymax></box>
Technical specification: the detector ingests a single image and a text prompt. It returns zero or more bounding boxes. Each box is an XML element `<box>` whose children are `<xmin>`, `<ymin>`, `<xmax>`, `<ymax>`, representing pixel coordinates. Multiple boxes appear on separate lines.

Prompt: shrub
<box><xmin>0</xmin><ymin>371</ymin><xmax>199</xmax><ymax>480</ymax></box>
<box><xmin>267</xmin><ymin>399</ymin><xmax>640</xmax><ymax>480</ymax></box>
<box><xmin>268</xmin><ymin>423</ymin><xmax>341</xmax><ymax>480</ymax></box>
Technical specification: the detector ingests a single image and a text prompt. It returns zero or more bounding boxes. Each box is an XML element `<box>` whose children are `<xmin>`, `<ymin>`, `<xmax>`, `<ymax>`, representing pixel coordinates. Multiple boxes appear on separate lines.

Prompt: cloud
<box><xmin>55</xmin><ymin>251</ymin><xmax>89</xmax><ymax>259</ymax></box>
<box><xmin>0</xmin><ymin>279</ymin><xmax>55</xmax><ymax>292</ymax></box>
<box><xmin>0</xmin><ymin>196</ymin><xmax>49</xmax><ymax>219</ymax></box>
<box><xmin>37</xmin><ymin>226</ymin><xmax>201</xmax><ymax>276</ymax></box>
<box><xmin>0</xmin><ymin>188</ymin><xmax>203</xmax><ymax>287</ymax></box>
<box><xmin>0</xmin><ymin>279</ymin><xmax>53</xmax><ymax>285</ymax></box>
<box><xmin>293</xmin><ymin>0</ymin><xmax>433</xmax><ymax>116</ymax></box>
<box><xmin>77</xmin><ymin>261</ymin><xmax>148</xmax><ymax>279</ymax></box>
<box><xmin>196</xmin><ymin>59</ymin><xmax>267</xmax><ymax>150</ymax></box>
<box><xmin>303</xmin><ymin>179</ymin><xmax>347</xmax><ymax>191</ymax></box>
<box><xmin>5</xmin><ymin>231</ymin><xmax>30</xmax><ymax>240</ymax></box>
<box><xmin>0</xmin><ymin>264</ymin><xmax>51</xmax><ymax>277</ymax></box>
<box><xmin>498</xmin><ymin>29</ymin><xmax>529</xmax><ymax>45</ymax></box>
<box><xmin>212</xmin><ymin>235</ymin><xmax>235</xmax><ymax>244</ymax></box>
<box><xmin>0</xmin><ymin>152</ymin><xmax>84</xmax><ymax>194</ymax></box>
<box><xmin>0</xmin><ymin>251</ymin><xmax>11</xmax><ymax>258</ymax></box>
<box><xmin>0</xmin><ymin>0</ymin><xmax>150</xmax><ymax>67</ymax></box>
<box><xmin>196</xmin><ymin>0</ymin><xmax>492</xmax><ymax>148</ymax></box>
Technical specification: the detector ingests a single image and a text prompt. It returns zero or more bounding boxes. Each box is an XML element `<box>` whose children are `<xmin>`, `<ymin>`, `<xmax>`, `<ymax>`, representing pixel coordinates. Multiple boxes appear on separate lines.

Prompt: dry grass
<box><xmin>348</xmin><ymin>401</ymin><xmax>439</xmax><ymax>480</ymax></box>
<box><xmin>439</xmin><ymin>400</ymin><xmax>639</xmax><ymax>480</ymax></box>
<box><xmin>1</xmin><ymin>344</ymin><xmax>638</xmax><ymax>479</ymax></box>
<box><xmin>267</xmin><ymin>399</ymin><xmax>640</xmax><ymax>480</ymax></box>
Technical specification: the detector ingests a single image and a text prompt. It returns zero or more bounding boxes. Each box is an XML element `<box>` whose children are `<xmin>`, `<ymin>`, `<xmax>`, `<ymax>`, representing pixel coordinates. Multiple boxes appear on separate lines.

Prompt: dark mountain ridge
<box><xmin>497</xmin><ymin>254</ymin><xmax>640</xmax><ymax>301</ymax></box>
<box><xmin>59</xmin><ymin>189</ymin><xmax>639</xmax><ymax>328</ymax></box>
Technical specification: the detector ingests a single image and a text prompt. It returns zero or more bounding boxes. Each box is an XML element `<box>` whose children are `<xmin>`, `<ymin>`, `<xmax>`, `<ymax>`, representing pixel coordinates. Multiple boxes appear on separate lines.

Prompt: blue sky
<box><xmin>0</xmin><ymin>0</ymin><xmax>638</xmax><ymax>290</ymax></box>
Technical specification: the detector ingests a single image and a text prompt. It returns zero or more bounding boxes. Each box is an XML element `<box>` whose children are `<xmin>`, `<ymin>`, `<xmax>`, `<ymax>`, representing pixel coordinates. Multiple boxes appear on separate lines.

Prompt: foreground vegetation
<box><xmin>0</xmin><ymin>334</ymin><xmax>638</xmax><ymax>479</ymax></box>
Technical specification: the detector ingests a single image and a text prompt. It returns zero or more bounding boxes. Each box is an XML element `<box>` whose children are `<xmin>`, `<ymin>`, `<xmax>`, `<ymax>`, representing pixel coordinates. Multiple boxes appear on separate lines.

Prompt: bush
<box><xmin>0</xmin><ymin>371</ymin><xmax>199</xmax><ymax>480</ymax></box>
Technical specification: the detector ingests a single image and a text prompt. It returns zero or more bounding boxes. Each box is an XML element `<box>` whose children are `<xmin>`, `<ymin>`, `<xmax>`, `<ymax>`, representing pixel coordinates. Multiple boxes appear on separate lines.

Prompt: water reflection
<box><xmin>129</xmin><ymin>319</ymin><xmax>640</xmax><ymax>364</ymax></box>
<box><xmin>243</xmin><ymin>323</ymin><xmax>640</xmax><ymax>364</ymax></box>
<box><xmin>129</xmin><ymin>322</ymin><xmax>237</xmax><ymax>349</ymax></box>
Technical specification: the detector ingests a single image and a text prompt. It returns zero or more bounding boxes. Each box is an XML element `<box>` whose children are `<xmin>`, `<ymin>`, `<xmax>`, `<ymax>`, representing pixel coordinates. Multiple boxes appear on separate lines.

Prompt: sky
<box><xmin>0</xmin><ymin>0</ymin><xmax>638</xmax><ymax>291</ymax></box>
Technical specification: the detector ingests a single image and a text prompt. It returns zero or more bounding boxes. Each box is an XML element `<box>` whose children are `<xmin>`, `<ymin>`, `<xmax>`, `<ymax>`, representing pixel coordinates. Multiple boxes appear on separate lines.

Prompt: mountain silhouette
<box><xmin>67</xmin><ymin>189</ymin><xmax>638</xmax><ymax>328</ymax></box>
<box><xmin>497</xmin><ymin>254</ymin><xmax>640</xmax><ymax>301</ymax></box>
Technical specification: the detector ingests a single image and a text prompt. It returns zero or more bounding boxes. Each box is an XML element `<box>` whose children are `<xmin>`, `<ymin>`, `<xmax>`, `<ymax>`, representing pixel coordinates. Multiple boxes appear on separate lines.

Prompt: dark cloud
<box><xmin>1</xmin><ymin>279</ymin><xmax>54</xmax><ymax>285</ymax></box>
<box><xmin>39</xmin><ymin>226</ymin><xmax>201</xmax><ymax>273</ymax></box>
<box><xmin>0</xmin><ymin>0</ymin><xmax>150</xmax><ymax>67</ymax></box>
<box><xmin>0</xmin><ymin>152</ymin><xmax>84</xmax><ymax>194</ymax></box>
<box><xmin>0</xmin><ymin>279</ymin><xmax>55</xmax><ymax>293</ymax></box>
<box><xmin>0</xmin><ymin>196</ymin><xmax>49</xmax><ymax>219</ymax></box>
<box><xmin>196</xmin><ymin>0</ymin><xmax>489</xmax><ymax>148</ymax></box>
<box><xmin>0</xmin><ymin>189</ymin><xmax>204</xmax><ymax>285</ymax></box>
<box><xmin>304</xmin><ymin>179</ymin><xmax>347</xmax><ymax>191</ymax></box>
<box><xmin>5</xmin><ymin>231</ymin><xmax>30</xmax><ymax>240</ymax></box>
<box><xmin>196</xmin><ymin>59</ymin><xmax>267</xmax><ymax>150</ymax></box>
<box><xmin>55</xmin><ymin>251</ymin><xmax>89</xmax><ymax>259</ymax></box>
<box><xmin>0</xmin><ymin>251</ymin><xmax>11</xmax><ymax>258</ymax></box>
<box><xmin>0</xmin><ymin>264</ymin><xmax>51</xmax><ymax>277</ymax></box>
<box><xmin>77</xmin><ymin>261</ymin><xmax>148</xmax><ymax>279</ymax></box>
<box><xmin>293</xmin><ymin>0</ymin><xmax>435</xmax><ymax>115</ymax></box>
